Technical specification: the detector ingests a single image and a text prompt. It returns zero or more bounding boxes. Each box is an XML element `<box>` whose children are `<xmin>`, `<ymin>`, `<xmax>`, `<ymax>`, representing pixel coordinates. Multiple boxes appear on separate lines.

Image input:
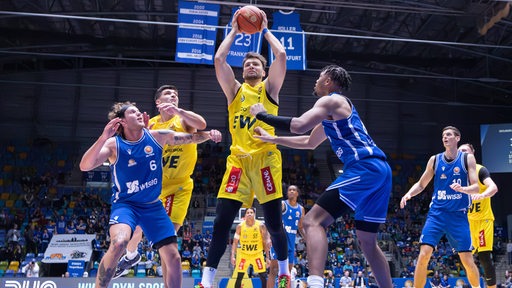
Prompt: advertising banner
<box><xmin>43</xmin><ymin>234</ymin><xmax>96</xmax><ymax>264</ymax></box>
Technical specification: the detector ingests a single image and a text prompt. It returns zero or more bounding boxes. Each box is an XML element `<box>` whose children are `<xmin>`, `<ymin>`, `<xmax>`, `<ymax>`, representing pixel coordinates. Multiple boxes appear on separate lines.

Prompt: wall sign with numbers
<box><xmin>175</xmin><ymin>0</ymin><xmax>220</xmax><ymax>64</ymax></box>
<box><xmin>225</xmin><ymin>7</ymin><xmax>263</xmax><ymax>68</ymax></box>
<box><xmin>269</xmin><ymin>10</ymin><xmax>307</xmax><ymax>70</ymax></box>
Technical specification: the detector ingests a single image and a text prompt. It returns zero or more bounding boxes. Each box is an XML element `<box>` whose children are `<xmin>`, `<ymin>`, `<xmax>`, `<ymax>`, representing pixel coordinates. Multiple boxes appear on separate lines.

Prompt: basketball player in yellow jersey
<box><xmin>459</xmin><ymin>143</ymin><xmax>499</xmax><ymax>288</ymax></box>
<box><xmin>230</xmin><ymin>207</ymin><xmax>271</xmax><ymax>288</ymax></box>
<box><xmin>197</xmin><ymin>8</ymin><xmax>292</xmax><ymax>288</ymax></box>
<box><xmin>113</xmin><ymin>84</ymin><xmax>208</xmax><ymax>279</ymax></box>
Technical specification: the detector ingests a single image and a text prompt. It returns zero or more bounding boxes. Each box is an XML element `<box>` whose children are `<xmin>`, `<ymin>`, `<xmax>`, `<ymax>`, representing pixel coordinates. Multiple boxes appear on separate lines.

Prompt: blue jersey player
<box><xmin>268</xmin><ymin>184</ymin><xmax>306</xmax><ymax>287</ymax></box>
<box><xmin>400</xmin><ymin>126</ymin><xmax>481</xmax><ymax>288</ymax></box>
<box><xmin>80</xmin><ymin>101</ymin><xmax>221</xmax><ymax>288</ymax></box>
<box><xmin>250</xmin><ymin>65</ymin><xmax>393</xmax><ymax>288</ymax></box>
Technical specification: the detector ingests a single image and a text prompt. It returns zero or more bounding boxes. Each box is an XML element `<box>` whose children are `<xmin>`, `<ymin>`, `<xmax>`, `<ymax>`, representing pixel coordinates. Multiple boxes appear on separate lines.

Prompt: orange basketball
<box><xmin>237</xmin><ymin>5</ymin><xmax>264</xmax><ymax>34</ymax></box>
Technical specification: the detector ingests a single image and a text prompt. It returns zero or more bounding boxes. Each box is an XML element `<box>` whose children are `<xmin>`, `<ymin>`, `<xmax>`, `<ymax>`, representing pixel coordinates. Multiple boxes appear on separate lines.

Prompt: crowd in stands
<box><xmin>0</xmin><ymin>141</ymin><xmax>509</xmax><ymax>285</ymax></box>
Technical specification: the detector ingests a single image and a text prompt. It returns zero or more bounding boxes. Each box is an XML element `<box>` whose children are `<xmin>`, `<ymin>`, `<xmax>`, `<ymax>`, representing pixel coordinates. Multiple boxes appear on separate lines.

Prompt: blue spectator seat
<box><xmin>4</xmin><ymin>269</ymin><xmax>15</xmax><ymax>277</ymax></box>
<box><xmin>136</xmin><ymin>264</ymin><xmax>146</xmax><ymax>277</ymax></box>
<box><xmin>191</xmin><ymin>269</ymin><xmax>201</xmax><ymax>278</ymax></box>
<box><xmin>25</xmin><ymin>253</ymin><xmax>35</xmax><ymax>260</ymax></box>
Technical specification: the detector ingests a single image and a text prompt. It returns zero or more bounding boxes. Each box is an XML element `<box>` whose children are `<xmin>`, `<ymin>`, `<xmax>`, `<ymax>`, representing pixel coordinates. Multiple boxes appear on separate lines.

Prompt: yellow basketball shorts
<box><xmin>232</xmin><ymin>251</ymin><xmax>267</xmax><ymax>274</ymax></box>
<box><xmin>159</xmin><ymin>176</ymin><xmax>193</xmax><ymax>226</ymax></box>
<box><xmin>217</xmin><ymin>149</ymin><xmax>283</xmax><ymax>207</ymax></box>
<box><xmin>469</xmin><ymin>219</ymin><xmax>494</xmax><ymax>253</ymax></box>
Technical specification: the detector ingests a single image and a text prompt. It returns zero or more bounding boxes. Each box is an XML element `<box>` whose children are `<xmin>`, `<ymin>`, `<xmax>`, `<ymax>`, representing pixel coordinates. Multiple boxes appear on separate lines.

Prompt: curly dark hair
<box><xmin>321</xmin><ymin>65</ymin><xmax>352</xmax><ymax>91</ymax></box>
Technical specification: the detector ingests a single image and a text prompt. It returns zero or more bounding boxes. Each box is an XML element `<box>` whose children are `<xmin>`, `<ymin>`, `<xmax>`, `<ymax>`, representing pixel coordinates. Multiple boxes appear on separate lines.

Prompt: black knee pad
<box><xmin>478</xmin><ymin>251</ymin><xmax>496</xmax><ymax>286</ymax></box>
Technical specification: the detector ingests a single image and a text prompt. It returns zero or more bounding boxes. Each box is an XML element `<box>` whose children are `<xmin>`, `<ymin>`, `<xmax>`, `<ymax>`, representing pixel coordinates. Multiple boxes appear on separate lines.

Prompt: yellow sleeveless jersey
<box><xmin>468</xmin><ymin>164</ymin><xmax>494</xmax><ymax>221</ymax></box>
<box><xmin>240</xmin><ymin>219</ymin><xmax>264</xmax><ymax>255</ymax></box>
<box><xmin>149</xmin><ymin>114</ymin><xmax>197</xmax><ymax>179</ymax></box>
<box><xmin>228</xmin><ymin>82</ymin><xmax>278</xmax><ymax>155</ymax></box>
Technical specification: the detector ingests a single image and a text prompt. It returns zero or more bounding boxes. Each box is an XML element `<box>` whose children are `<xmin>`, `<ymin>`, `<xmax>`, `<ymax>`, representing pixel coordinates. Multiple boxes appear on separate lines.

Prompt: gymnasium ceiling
<box><xmin>1</xmin><ymin>0</ymin><xmax>512</xmax><ymax>105</ymax></box>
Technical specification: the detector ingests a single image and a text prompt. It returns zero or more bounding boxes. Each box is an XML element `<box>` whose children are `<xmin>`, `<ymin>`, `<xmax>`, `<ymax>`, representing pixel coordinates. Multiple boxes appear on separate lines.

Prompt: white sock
<box><xmin>201</xmin><ymin>266</ymin><xmax>217</xmax><ymax>287</ymax></box>
<box><xmin>125</xmin><ymin>249</ymin><xmax>138</xmax><ymax>260</ymax></box>
<box><xmin>471</xmin><ymin>286</ymin><xmax>481</xmax><ymax>288</ymax></box>
<box><xmin>307</xmin><ymin>275</ymin><xmax>324</xmax><ymax>288</ymax></box>
<box><xmin>278</xmin><ymin>259</ymin><xmax>290</xmax><ymax>275</ymax></box>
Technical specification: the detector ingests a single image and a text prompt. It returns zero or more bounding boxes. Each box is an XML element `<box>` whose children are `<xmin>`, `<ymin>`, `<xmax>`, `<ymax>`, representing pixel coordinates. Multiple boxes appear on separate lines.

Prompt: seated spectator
<box><xmin>440</xmin><ymin>273</ymin><xmax>451</xmax><ymax>288</ymax></box>
<box><xmin>202</xmin><ymin>230</ymin><xmax>212</xmax><ymax>248</ymax></box>
<box><xmin>400</xmin><ymin>267</ymin><xmax>412</xmax><ymax>278</ymax></box>
<box><xmin>431</xmin><ymin>271</ymin><xmax>442</xmax><ymax>288</ymax></box>
<box><xmin>182</xmin><ymin>246</ymin><xmax>192</xmax><ymax>266</ymax></box>
<box><xmin>192</xmin><ymin>242</ymin><xmax>202</xmax><ymax>258</ymax></box>
<box><xmin>333</xmin><ymin>262</ymin><xmax>344</xmax><ymax>278</ymax></box>
<box><xmin>343</xmin><ymin>260</ymin><xmax>354</xmax><ymax>276</ymax></box>
<box><xmin>324</xmin><ymin>270</ymin><xmax>335</xmax><ymax>288</ymax></box>
<box><xmin>192</xmin><ymin>229</ymin><xmax>203</xmax><ymax>247</ymax></box>
<box><xmin>339</xmin><ymin>270</ymin><xmax>353</xmax><ymax>288</ymax></box>
<box><xmin>296</xmin><ymin>237</ymin><xmax>306</xmax><ymax>253</ymax></box>
<box><xmin>499</xmin><ymin>270</ymin><xmax>511</xmax><ymax>288</ymax></box>
<box><xmin>353</xmin><ymin>270</ymin><xmax>368</xmax><ymax>288</ymax></box>
<box><xmin>352</xmin><ymin>260</ymin><xmax>364</xmax><ymax>274</ymax></box>
<box><xmin>454</xmin><ymin>279</ymin><xmax>467</xmax><ymax>288</ymax></box>
<box><xmin>367</xmin><ymin>271</ymin><xmax>378</xmax><ymax>288</ymax></box>
<box><xmin>191</xmin><ymin>253</ymin><xmax>201</xmax><ymax>269</ymax></box>
<box><xmin>65</xmin><ymin>221</ymin><xmax>76</xmax><ymax>234</ymax></box>
<box><xmin>76</xmin><ymin>219</ymin><xmax>87</xmax><ymax>234</ymax></box>
<box><xmin>407</xmin><ymin>260</ymin><xmax>415</xmax><ymax>275</ymax></box>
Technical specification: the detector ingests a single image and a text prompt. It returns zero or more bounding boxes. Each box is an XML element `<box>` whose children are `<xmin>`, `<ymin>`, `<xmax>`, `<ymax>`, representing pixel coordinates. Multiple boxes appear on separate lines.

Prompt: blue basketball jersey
<box><xmin>282</xmin><ymin>200</ymin><xmax>303</xmax><ymax>244</ymax></box>
<box><xmin>110</xmin><ymin>129</ymin><xmax>163</xmax><ymax>204</ymax></box>
<box><xmin>322</xmin><ymin>96</ymin><xmax>386</xmax><ymax>168</ymax></box>
<box><xmin>431</xmin><ymin>151</ymin><xmax>471</xmax><ymax>212</ymax></box>
<box><xmin>270</xmin><ymin>200</ymin><xmax>304</xmax><ymax>261</ymax></box>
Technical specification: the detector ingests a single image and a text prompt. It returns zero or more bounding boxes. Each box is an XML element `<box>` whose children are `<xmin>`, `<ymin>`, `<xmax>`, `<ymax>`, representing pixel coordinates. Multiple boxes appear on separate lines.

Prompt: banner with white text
<box><xmin>269</xmin><ymin>11</ymin><xmax>306</xmax><ymax>70</ymax></box>
<box><xmin>43</xmin><ymin>234</ymin><xmax>96</xmax><ymax>264</ymax></box>
<box><xmin>175</xmin><ymin>0</ymin><xmax>220</xmax><ymax>64</ymax></box>
<box><xmin>225</xmin><ymin>7</ymin><xmax>263</xmax><ymax>67</ymax></box>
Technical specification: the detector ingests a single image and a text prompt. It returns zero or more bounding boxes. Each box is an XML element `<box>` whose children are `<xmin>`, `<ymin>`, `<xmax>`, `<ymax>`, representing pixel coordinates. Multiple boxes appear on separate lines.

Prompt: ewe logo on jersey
<box><xmin>242</xmin><ymin>244</ymin><xmax>258</xmax><ymax>251</ymax></box>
